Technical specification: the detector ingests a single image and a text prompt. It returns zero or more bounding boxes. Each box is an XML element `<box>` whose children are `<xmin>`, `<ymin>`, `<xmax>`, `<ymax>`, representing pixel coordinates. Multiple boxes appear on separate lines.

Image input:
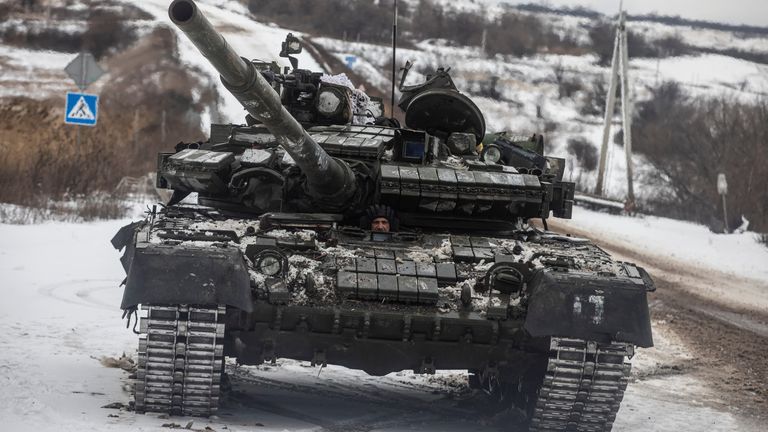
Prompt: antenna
<box><xmin>390</xmin><ymin>0</ymin><xmax>398</xmax><ymax>118</ymax></box>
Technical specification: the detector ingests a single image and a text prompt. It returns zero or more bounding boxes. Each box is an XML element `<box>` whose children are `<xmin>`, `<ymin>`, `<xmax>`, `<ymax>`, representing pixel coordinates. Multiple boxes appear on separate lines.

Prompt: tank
<box><xmin>111</xmin><ymin>0</ymin><xmax>655</xmax><ymax>429</ymax></box>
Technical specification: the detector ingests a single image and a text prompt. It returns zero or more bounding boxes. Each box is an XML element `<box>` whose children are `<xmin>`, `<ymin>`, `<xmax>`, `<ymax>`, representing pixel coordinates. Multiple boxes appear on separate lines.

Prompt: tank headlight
<box><xmin>316</xmin><ymin>87</ymin><xmax>344</xmax><ymax>117</ymax></box>
<box><xmin>482</xmin><ymin>145</ymin><xmax>502</xmax><ymax>164</ymax></box>
<box><xmin>258</xmin><ymin>255</ymin><xmax>283</xmax><ymax>276</ymax></box>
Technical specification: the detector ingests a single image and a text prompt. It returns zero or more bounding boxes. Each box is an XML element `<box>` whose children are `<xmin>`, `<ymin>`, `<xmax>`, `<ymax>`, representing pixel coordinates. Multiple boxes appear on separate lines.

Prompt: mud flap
<box><xmin>112</xmin><ymin>221</ymin><xmax>144</xmax><ymax>274</ymax></box>
<box><xmin>120</xmin><ymin>243</ymin><xmax>253</xmax><ymax>312</ymax></box>
<box><xmin>111</xmin><ymin>221</ymin><xmax>144</xmax><ymax>250</ymax></box>
<box><xmin>524</xmin><ymin>270</ymin><xmax>653</xmax><ymax>347</ymax></box>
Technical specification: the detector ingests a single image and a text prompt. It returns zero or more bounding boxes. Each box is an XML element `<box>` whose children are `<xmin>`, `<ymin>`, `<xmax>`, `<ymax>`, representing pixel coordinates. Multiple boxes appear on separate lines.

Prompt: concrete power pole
<box><xmin>595</xmin><ymin>9</ymin><xmax>635</xmax><ymax>207</ymax></box>
<box><xmin>595</xmin><ymin>25</ymin><xmax>621</xmax><ymax>197</ymax></box>
<box><xmin>619</xmin><ymin>12</ymin><xmax>635</xmax><ymax>207</ymax></box>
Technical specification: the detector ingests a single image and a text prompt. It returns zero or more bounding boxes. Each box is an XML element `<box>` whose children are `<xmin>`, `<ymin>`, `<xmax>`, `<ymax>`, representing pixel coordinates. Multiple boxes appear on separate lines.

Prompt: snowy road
<box><xmin>1</xmin><ymin>216</ymin><xmax>764</xmax><ymax>431</ymax></box>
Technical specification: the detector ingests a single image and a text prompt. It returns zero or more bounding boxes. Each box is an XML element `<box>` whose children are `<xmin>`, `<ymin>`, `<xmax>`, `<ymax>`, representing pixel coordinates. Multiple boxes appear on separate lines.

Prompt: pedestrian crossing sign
<box><xmin>64</xmin><ymin>92</ymin><xmax>99</xmax><ymax>126</ymax></box>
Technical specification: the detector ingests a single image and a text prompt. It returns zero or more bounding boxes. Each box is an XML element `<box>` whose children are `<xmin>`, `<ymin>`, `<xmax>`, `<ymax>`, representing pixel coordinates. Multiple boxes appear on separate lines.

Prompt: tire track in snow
<box><xmin>37</xmin><ymin>279</ymin><xmax>118</xmax><ymax>310</ymax></box>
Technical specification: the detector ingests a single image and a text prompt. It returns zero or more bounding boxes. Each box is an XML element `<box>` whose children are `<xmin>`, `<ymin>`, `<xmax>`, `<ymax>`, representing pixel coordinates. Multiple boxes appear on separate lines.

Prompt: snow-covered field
<box><xmin>0</xmin><ymin>207</ymin><xmax>764</xmax><ymax>432</ymax></box>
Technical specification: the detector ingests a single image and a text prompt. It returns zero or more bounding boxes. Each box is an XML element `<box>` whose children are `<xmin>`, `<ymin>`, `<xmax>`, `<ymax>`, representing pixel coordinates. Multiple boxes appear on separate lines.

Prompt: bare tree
<box><xmin>633</xmin><ymin>82</ymin><xmax>768</xmax><ymax>231</ymax></box>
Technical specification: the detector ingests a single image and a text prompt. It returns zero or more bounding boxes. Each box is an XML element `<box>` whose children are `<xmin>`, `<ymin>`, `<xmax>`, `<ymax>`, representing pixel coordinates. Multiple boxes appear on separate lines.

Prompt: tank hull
<box><xmin>225</xmin><ymin>302</ymin><xmax>538</xmax><ymax>375</ymax></box>
<box><xmin>116</xmin><ymin>206</ymin><xmax>650</xmax><ymax>431</ymax></box>
<box><xmin>116</xmin><ymin>208</ymin><xmax>652</xmax><ymax>375</ymax></box>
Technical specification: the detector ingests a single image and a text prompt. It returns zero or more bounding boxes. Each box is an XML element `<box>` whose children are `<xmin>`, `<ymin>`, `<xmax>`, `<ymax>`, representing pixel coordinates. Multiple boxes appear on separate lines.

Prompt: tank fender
<box><xmin>524</xmin><ymin>269</ymin><xmax>653</xmax><ymax>347</ymax></box>
<box><xmin>120</xmin><ymin>240</ymin><xmax>253</xmax><ymax>313</ymax></box>
<box><xmin>112</xmin><ymin>221</ymin><xmax>143</xmax><ymax>250</ymax></box>
<box><xmin>112</xmin><ymin>221</ymin><xmax>145</xmax><ymax>273</ymax></box>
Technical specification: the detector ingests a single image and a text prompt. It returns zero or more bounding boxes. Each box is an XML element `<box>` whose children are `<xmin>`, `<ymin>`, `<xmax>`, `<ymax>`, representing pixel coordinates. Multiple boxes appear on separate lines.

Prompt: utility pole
<box><xmin>595</xmin><ymin>22</ymin><xmax>620</xmax><ymax>197</ymax></box>
<box><xmin>619</xmin><ymin>11</ymin><xmax>635</xmax><ymax>206</ymax></box>
<box><xmin>595</xmin><ymin>8</ymin><xmax>635</xmax><ymax>208</ymax></box>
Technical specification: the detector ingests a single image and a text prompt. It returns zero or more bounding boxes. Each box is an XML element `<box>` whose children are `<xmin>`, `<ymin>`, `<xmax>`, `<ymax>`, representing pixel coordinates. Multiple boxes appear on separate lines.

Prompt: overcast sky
<box><xmin>505</xmin><ymin>0</ymin><xmax>768</xmax><ymax>27</ymax></box>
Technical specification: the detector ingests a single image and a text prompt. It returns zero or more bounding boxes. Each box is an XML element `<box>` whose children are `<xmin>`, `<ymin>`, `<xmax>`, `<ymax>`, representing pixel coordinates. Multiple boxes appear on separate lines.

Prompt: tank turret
<box><xmin>168</xmin><ymin>0</ymin><xmax>356</xmax><ymax>204</ymax></box>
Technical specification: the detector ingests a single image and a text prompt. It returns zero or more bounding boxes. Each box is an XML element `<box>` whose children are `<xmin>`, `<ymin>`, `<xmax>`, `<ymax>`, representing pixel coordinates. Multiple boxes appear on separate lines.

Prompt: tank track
<box><xmin>529</xmin><ymin>337</ymin><xmax>633</xmax><ymax>432</ymax></box>
<box><xmin>135</xmin><ymin>304</ymin><xmax>226</xmax><ymax>416</ymax></box>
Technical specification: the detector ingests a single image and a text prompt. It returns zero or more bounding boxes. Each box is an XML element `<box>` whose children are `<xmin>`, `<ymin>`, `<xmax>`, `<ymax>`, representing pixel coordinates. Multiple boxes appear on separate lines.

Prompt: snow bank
<box><xmin>562</xmin><ymin>206</ymin><xmax>768</xmax><ymax>284</ymax></box>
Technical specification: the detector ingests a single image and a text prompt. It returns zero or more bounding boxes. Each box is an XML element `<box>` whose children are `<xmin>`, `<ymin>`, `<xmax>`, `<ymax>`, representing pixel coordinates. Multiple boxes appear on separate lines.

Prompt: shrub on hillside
<box><xmin>655</xmin><ymin>35</ymin><xmax>689</xmax><ymax>57</ymax></box>
<box><xmin>0</xmin><ymin>3</ymin><xmax>13</xmax><ymax>21</ymax></box>
<box><xmin>484</xmin><ymin>11</ymin><xmax>582</xmax><ymax>57</ymax></box>
<box><xmin>588</xmin><ymin>22</ymin><xmax>616</xmax><ymax>66</ymax></box>
<box><xmin>567</xmin><ymin>137</ymin><xmax>598</xmax><ymax>172</ymax></box>
<box><xmin>553</xmin><ymin>63</ymin><xmax>583</xmax><ymax>99</ymax></box>
<box><xmin>466</xmin><ymin>76</ymin><xmax>503</xmax><ymax>100</ymax></box>
<box><xmin>249</xmin><ymin>0</ymin><xmax>396</xmax><ymax>44</ymax></box>
<box><xmin>0</xmin><ymin>2</ymin><xmax>147</xmax><ymax>55</ymax></box>
<box><xmin>0</xmin><ymin>25</ymin><xmax>82</xmax><ymax>52</ymax></box>
<box><xmin>83</xmin><ymin>8</ymin><xmax>138</xmax><ymax>60</ymax></box>
<box><xmin>758</xmin><ymin>233</ymin><xmax>768</xmax><ymax>249</ymax></box>
<box><xmin>513</xmin><ymin>3</ymin><xmax>601</xmax><ymax>19</ymax></box>
<box><xmin>632</xmin><ymin>82</ymin><xmax>768</xmax><ymax>231</ymax></box>
<box><xmin>589</xmin><ymin>22</ymin><xmax>689</xmax><ymax>65</ymax></box>
<box><xmin>578</xmin><ymin>78</ymin><xmax>622</xmax><ymax>117</ymax></box>
<box><xmin>613</xmin><ymin>129</ymin><xmax>623</xmax><ymax>146</ymax></box>
<box><xmin>629</xmin><ymin>13</ymin><xmax>768</xmax><ymax>37</ymax></box>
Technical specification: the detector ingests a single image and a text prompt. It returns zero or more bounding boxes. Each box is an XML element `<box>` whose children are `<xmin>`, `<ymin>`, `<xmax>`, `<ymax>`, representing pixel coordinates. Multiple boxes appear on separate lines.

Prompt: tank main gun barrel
<box><xmin>168</xmin><ymin>0</ymin><xmax>356</xmax><ymax>202</ymax></box>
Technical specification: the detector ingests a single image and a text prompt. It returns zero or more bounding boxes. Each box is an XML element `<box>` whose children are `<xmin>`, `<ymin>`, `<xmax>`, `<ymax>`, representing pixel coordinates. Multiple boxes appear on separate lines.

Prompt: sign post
<box><xmin>63</xmin><ymin>52</ymin><xmax>105</xmax><ymax>150</ymax></box>
<box><xmin>717</xmin><ymin>173</ymin><xmax>729</xmax><ymax>233</ymax></box>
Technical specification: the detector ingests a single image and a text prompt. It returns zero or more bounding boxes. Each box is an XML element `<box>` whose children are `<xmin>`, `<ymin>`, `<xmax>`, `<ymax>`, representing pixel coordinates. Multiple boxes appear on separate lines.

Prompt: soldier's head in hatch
<box><xmin>371</xmin><ymin>217</ymin><xmax>390</xmax><ymax>233</ymax></box>
<box><xmin>361</xmin><ymin>205</ymin><xmax>399</xmax><ymax>233</ymax></box>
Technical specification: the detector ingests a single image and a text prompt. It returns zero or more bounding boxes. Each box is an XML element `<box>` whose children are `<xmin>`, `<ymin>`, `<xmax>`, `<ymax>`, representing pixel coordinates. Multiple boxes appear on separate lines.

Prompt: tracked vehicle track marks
<box><xmin>135</xmin><ymin>305</ymin><xmax>225</xmax><ymax>416</ymax></box>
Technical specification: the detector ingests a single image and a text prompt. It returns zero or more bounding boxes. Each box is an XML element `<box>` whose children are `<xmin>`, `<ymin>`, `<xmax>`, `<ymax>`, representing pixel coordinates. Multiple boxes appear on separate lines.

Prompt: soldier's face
<box><xmin>371</xmin><ymin>217</ymin><xmax>390</xmax><ymax>232</ymax></box>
